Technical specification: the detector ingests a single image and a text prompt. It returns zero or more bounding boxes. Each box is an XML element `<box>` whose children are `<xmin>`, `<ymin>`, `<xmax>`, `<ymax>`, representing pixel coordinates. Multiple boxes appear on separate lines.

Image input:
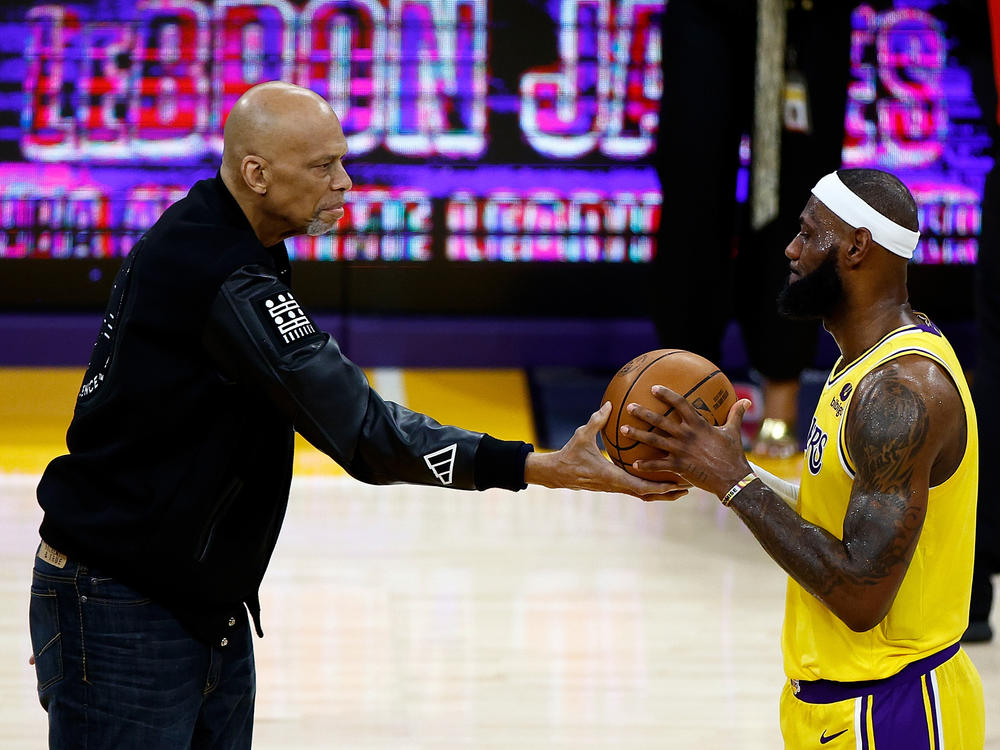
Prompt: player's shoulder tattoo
<box><xmin>847</xmin><ymin>364</ymin><xmax>930</xmax><ymax>499</ymax></box>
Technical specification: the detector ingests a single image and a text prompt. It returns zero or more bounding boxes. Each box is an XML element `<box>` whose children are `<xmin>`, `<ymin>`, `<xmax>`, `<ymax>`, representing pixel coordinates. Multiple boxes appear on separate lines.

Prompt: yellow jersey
<box><xmin>782</xmin><ymin>315</ymin><xmax>978</xmax><ymax>682</ymax></box>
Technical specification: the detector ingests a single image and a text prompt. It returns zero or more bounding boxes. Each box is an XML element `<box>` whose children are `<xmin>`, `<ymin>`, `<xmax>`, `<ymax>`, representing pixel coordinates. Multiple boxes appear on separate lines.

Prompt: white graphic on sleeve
<box><xmin>79</xmin><ymin>371</ymin><xmax>104</xmax><ymax>398</ymax></box>
<box><xmin>424</xmin><ymin>444</ymin><xmax>457</xmax><ymax>485</ymax></box>
<box><xmin>263</xmin><ymin>293</ymin><xmax>316</xmax><ymax>344</ymax></box>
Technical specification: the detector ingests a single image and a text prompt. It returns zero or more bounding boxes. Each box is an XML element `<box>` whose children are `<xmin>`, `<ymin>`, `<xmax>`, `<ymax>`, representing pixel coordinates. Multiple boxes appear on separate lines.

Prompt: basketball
<box><xmin>601</xmin><ymin>349</ymin><xmax>737</xmax><ymax>481</ymax></box>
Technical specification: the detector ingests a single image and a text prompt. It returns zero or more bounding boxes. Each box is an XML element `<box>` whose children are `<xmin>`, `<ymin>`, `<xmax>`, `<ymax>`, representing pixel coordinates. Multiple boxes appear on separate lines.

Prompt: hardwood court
<box><xmin>1</xmin><ymin>366</ymin><xmax>996</xmax><ymax>747</ymax></box>
<box><xmin>2</xmin><ymin>474</ymin><xmax>997</xmax><ymax>749</ymax></box>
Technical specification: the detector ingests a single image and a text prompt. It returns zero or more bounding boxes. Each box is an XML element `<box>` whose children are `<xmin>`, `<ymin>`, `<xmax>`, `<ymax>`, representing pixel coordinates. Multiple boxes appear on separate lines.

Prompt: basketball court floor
<box><xmin>1</xmin><ymin>367</ymin><xmax>997</xmax><ymax>748</ymax></box>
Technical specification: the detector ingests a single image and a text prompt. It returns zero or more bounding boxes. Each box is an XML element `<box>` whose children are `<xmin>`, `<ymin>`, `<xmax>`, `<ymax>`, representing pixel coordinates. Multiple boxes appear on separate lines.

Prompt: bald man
<box><xmin>626</xmin><ymin>169</ymin><xmax>984</xmax><ymax>748</ymax></box>
<box><xmin>220</xmin><ymin>82</ymin><xmax>352</xmax><ymax>244</ymax></box>
<box><xmin>29</xmin><ymin>82</ymin><xmax>680</xmax><ymax>750</ymax></box>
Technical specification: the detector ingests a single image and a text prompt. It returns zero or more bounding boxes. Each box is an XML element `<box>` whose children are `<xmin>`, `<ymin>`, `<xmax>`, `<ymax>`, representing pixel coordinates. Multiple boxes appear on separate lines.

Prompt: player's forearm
<box><xmin>746</xmin><ymin>460</ymin><xmax>799</xmax><ymax>510</ymax></box>
<box><xmin>727</xmin><ymin>483</ymin><xmax>891</xmax><ymax>632</ymax></box>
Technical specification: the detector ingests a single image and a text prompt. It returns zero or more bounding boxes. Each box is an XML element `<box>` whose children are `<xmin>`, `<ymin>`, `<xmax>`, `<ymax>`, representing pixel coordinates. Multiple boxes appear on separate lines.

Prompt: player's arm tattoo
<box><xmin>727</xmin><ymin>370</ymin><xmax>931</xmax><ymax>630</ymax></box>
<box><xmin>838</xmin><ymin>375</ymin><xmax>929</xmax><ymax>587</ymax></box>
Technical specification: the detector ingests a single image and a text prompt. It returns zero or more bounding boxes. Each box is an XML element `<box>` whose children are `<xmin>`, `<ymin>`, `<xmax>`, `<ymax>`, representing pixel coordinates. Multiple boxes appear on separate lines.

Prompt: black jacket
<box><xmin>37</xmin><ymin>175</ymin><xmax>530</xmax><ymax>646</ymax></box>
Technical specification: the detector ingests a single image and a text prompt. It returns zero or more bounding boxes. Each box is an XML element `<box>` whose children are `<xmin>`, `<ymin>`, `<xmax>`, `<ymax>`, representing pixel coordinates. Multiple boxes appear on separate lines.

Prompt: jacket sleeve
<box><xmin>202</xmin><ymin>265</ymin><xmax>531</xmax><ymax>491</ymax></box>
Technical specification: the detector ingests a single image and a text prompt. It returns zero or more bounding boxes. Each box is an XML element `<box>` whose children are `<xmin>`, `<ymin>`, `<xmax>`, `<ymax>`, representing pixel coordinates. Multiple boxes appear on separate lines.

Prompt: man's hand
<box><xmin>621</xmin><ymin>386</ymin><xmax>753</xmax><ymax>499</ymax></box>
<box><xmin>524</xmin><ymin>402</ymin><xmax>691</xmax><ymax>500</ymax></box>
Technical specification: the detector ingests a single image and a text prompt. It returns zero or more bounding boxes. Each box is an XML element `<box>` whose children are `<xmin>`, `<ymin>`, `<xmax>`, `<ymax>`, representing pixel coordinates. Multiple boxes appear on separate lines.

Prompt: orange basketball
<box><xmin>601</xmin><ymin>349</ymin><xmax>737</xmax><ymax>481</ymax></box>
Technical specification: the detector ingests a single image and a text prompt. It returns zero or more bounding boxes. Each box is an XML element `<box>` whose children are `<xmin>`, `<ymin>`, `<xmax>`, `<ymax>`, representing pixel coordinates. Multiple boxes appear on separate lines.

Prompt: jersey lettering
<box><xmin>805</xmin><ymin>416</ymin><xmax>828</xmax><ymax>476</ymax></box>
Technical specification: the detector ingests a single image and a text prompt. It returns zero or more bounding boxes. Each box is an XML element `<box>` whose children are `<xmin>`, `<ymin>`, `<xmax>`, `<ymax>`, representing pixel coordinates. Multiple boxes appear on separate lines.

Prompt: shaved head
<box><xmin>219</xmin><ymin>81</ymin><xmax>352</xmax><ymax>246</ymax></box>
<box><xmin>222</xmin><ymin>82</ymin><xmax>339</xmax><ymax>179</ymax></box>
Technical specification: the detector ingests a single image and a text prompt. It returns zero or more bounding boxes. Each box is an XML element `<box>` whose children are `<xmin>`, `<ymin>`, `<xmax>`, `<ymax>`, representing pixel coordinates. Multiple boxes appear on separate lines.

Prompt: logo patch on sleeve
<box><xmin>424</xmin><ymin>444</ymin><xmax>457</xmax><ymax>485</ymax></box>
<box><xmin>257</xmin><ymin>292</ymin><xmax>320</xmax><ymax>349</ymax></box>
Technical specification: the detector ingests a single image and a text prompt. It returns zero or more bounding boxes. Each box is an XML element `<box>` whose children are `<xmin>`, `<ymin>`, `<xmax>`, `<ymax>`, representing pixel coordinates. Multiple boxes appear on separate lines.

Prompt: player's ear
<box><xmin>844</xmin><ymin>227</ymin><xmax>875</xmax><ymax>268</ymax></box>
<box><xmin>241</xmin><ymin>155</ymin><xmax>269</xmax><ymax>196</ymax></box>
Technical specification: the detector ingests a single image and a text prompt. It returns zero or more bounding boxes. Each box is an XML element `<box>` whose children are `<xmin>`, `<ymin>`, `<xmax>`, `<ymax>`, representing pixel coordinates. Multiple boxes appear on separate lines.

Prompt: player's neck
<box><xmin>825</xmin><ymin>296</ymin><xmax>914</xmax><ymax>366</ymax></box>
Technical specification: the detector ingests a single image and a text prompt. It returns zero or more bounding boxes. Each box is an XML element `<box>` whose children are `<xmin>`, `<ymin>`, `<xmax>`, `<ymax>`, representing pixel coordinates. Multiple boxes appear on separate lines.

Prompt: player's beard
<box><xmin>306</xmin><ymin>216</ymin><xmax>336</xmax><ymax>237</ymax></box>
<box><xmin>777</xmin><ymin>246</ymin><xmax>844</xmax><ymax>320</ymax></box>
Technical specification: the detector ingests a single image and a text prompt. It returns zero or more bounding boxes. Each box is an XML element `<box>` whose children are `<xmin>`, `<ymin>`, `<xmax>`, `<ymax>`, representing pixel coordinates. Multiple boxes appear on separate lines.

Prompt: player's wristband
<box><xmin>721</xmin><ymin>472</ymin><xmax>759</xmax><ymax>506</ymax></box>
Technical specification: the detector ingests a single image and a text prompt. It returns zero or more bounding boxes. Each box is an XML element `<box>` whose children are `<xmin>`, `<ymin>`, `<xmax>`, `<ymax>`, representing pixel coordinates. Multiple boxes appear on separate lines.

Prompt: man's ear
<box><xmin>240</xmin><ymin>155</ymin><xmax>269</xmax><ymax>196</ymax></box>
<box><xmin>844</xmin><ymin>227</ymin><xmax>875</xmax><ymax>268</ymax></box>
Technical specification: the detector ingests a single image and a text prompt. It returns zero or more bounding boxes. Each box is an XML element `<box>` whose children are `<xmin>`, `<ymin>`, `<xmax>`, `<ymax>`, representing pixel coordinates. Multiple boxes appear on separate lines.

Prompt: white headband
<box><xmin>810</xmin><ymin>172</ymin><xmax>920</xmax><ymax>260</ymax></box>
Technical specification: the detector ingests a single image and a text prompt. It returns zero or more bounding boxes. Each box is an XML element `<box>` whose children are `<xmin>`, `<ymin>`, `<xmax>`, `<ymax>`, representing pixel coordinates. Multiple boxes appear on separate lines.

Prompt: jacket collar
<box><xmin>211</xmin><ymin>172</ymin><xmax>292</xmax><ymax>284</ymax></box>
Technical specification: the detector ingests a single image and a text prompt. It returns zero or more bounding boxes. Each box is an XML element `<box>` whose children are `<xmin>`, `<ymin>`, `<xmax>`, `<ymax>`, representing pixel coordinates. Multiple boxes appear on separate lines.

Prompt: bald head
<box><xmin>222</xmin><ymin>82</ymin><xmax>340</xmax><ymax>178</ymax></box>
<box><xmin>219</xmin><ymin>81</ymin><xmax>352</xmax><ymax>247</ymax></box>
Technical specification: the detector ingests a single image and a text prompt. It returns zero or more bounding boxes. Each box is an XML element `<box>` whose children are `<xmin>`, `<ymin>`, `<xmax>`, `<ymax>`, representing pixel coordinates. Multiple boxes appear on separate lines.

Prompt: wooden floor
<box><xmin>1</xmin><ymin>366</ymin><xmax>997</xmax><ymax>747</ymax></box>
<box><xmin>2</xmin><ymin>473</ymin><xmax>998</xmax><ymax>749</ymax></box>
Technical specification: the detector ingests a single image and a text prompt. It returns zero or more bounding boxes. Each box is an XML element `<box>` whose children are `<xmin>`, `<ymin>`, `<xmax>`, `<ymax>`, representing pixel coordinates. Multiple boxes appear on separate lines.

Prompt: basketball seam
<box><xmin>606</xmin><ymin>358</ymin><xmax>728</xmax><ymax>479</ymax></box>
<box><xmin>614</xmin><ymin>368</ymin><xmax>722</xmax><ymax>468</ymax></box>
<box><xmin>611</xmin><ymin>362</ymin><xmax>723</xmax><ymax>451</ymax></box>
<box><xmin>683</xmin><ymin>370</ymin><xmax>725</xmax><ymax>425</ymax></box>
<box><xmin>608</xmin><ymin>351</ymin><xmax>683</xmax><ymax>459</ymax></box>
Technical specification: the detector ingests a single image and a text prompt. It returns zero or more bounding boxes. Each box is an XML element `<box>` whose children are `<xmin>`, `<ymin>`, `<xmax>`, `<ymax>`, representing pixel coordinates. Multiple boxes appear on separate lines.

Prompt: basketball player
<box><xmin>653</xmin><ymin>0</ymin><xmax>854</xmax><ymax>460</ymax></box>
<box><xmin>28</xmin><ymin>82</ymin><xmax>684</xmax><ymax>750</ymax></box>
<box><xmin>624</xmin><ymin>169</ymin><xmax>984</xmax><ymax>747</ymax></box>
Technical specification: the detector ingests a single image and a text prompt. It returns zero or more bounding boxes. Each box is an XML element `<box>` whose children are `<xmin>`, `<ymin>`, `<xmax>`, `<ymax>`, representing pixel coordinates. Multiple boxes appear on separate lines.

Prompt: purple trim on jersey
<box><xmin>870</xmin><ymin>675</ymin><xmax>932</xmax><ymax>750</ymax></box>
<box><xmin>792</xmin><ymin>643</ymin><xmax>959</xmax><ymax>704</ymax></box>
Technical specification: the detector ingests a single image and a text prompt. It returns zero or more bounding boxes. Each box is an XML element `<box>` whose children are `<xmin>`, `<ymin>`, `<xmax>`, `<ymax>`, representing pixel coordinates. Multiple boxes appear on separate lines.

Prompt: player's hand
<box><xmin>622</xmin><ymin>387</ymin><xmax>753</xmax><ymax>498</ymax></box>
<box><xmin>524</xmin><ymin>402</ymin><xmax>691</xmax><ymax>501</ymax></box>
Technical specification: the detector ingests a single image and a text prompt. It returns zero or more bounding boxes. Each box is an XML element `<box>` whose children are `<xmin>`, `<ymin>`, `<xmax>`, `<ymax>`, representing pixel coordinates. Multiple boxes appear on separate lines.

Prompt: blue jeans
<box><xmin>28</xmin><ymin>543</ymin><xmax>255</xmax><ymax>749</ymax></box>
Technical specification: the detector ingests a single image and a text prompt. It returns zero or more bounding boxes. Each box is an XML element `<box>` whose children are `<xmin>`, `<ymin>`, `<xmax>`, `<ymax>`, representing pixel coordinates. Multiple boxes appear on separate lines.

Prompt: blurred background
<box><xmin>0</xmin><ymin>2</ymin><xmax>997</xmax><ymax>747</ymax></box>
<box><xmin>0</xmin><ymin>0</ymin><xmax>991</xmax><ymax>458</ymax></box>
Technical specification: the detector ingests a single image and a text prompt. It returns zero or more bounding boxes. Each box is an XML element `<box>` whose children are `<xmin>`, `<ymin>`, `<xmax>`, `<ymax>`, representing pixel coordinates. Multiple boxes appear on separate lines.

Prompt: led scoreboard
<box><xmin>0</xmin><ymin>0</ymin><xmax>992</xmax><ymax>314</ymax></box>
